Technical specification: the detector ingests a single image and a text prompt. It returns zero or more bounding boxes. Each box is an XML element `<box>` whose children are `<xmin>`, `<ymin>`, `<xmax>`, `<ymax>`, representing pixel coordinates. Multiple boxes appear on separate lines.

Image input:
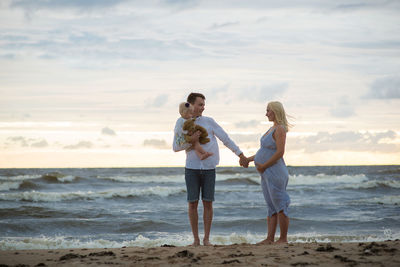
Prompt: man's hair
<box><xmin>187</xmin><ymin>92</ymin><xmax>205</xmax><ymax>104</ymax></box>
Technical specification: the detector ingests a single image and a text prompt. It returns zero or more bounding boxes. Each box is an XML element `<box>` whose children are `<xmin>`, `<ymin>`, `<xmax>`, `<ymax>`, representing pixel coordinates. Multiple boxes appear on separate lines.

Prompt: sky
<box><xmin>1</xmin><ymin>0</ymin><xmax>399</xmax><ymax>168</ymax></box>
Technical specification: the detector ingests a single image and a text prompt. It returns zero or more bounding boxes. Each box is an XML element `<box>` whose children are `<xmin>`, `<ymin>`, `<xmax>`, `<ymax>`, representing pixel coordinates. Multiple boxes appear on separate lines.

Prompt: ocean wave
<box><xmin>41</xmin><ymin>173</ymin><xmax>79</xmax><ymax>183</ymax></box>
<box><xmin>0</xmin><ymin>186</ymin><xmax>185</xmax><ymax>202</ymax></box>
<box><xmin>287</xmin><ymin>231</ymin><xmax>400</xmax><ymax>243</ymax></box>
<box><xmin>0</xmin><ymin>206</ymin><xmax>62</xmax><ymax>218</ymax></box>
<box><xmin>0</xmin><ymin>180</ymin><xmax>38</xmax><ymax>191</ymax></box>
<box><xmin>0</xmin><ymin>181</ymin><xmax>21</xmax><ymax>191</ymax></box>
<box><xmin>289</xmin><ymin>174</ymin><xmax>368</xmax><ymax>186</ymax></box>
<box><xmin>98</xmin><ymin>174</ymin><xmax>260</xmax><ymax>185</ymax></box>
<box><xmin>0</xmin><ymin>174</ymin><xmax>42</xmax><ymax>181</ymax></box>
<box><xmin>337</xmin><ymin>179</ymin><xmax>400</xmax><ymax>190</ymax></box>
<box><xmin>216</xmin><ymin>168</ymin><xmax>244</xmax><ymax>175</ymax></box>
<box><xmin>353</xmin><ymin>195</ymin><xmax>400</xmax><ymax>205</ymax></box>
<box><xmin>117</xmin><ymin>220</ymin><xmax>176</xmax><ymax>233</ymax></box>
<box><xmin>376</xmin><ymin>167</ymin><xmax>400</xmax><ymax>175</ymax></box>
<box><xmin>1</xmin><ymin>230</ymin><xmax>399</xmax><ymax>250</ymax></box>
<box><xmin>97</xmin><ymin>175</ymin><xmax>184</xmax><ymax>184</ymax></box>
<box><xmin>218</xmin><ymin>177</ymin><xmax>260</xmax><ymax>186</ymax></box>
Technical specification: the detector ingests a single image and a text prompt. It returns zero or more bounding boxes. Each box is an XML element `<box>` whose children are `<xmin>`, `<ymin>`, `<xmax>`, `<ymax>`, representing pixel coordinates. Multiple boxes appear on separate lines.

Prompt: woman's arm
<box><xmin>255</xmin><ymin>125</ymin><xmax>286</xmax><ymax>173</ymax></box>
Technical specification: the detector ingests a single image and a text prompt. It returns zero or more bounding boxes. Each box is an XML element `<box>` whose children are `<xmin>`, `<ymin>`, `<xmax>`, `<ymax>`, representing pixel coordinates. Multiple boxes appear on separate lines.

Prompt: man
<box><xmin>173</xmin><ymin>92</ymin><xmax>249</xmax><ymax>246</ymax></box>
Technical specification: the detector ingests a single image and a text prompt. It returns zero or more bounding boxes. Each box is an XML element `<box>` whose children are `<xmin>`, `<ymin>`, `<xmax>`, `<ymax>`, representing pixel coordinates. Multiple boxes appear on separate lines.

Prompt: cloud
<box><xmin>365</xmin><ymin>77</ymin><xmax>400</xmax><ymax>99</ymax></box>
<box><xmin>146</xmin><ymin>94</ymin><xmax>169</xmax><ymax>108</ymax></box>
<box><xmin>64</xmin><ymin>141</ymin><xmax>93</xmax><ymax>149</ymax></box>
<box><xmin>31</xmin><ymin>140</ymin><xmax>48</xmax><ymax>148</ymax></box>
<box><xmin>205</xmin><ymin>83</ymin><xmax>288</xmax><ymax>104</ymax></box>
<box><xmin>289</xmin><ymin>130</ymin><xmax>399</xmax><ymax>153</ymax></box>
<box><xmin>239</xmin><ymin>83</ymin><xmax>288</xmax><ymax>103</ymax></box>
<box><xmin>230</xmin><ymin>133</ymin><xmax>260</xmax><ymax>144</ymax></box>
<box><xmin>0</xmin><ymin>53</ymin><xmax>16</xmax><ymax>59</ymax></box>
<box><xmin>6</xmin><ymin>136</ymin><xmax>48</xmax><ymax>148</ymax></box>
<box><xmin>209</xmin><ymin>21</ymin><xmax>240</xmax><ymax>30</ymax></box>
<box><xmin>10</xmin><ymin>0</ymin><xmax>125</xmax><ymax>11</ymax></box>
<box><xmin>101</xmin><ymin>127</ymin><xmax>116</xmax><ymax>136</ymax></box>
<box><xmin>204</xmin><ymin>84</ymin><xmax>231</xmax><ymax>103</ymax></box>
<box><xmin>143</xmin><ymin>139</ymin><xmax>169</xmax><ymax>149</ymax></box>
<box><xmin>234</xmin><ymin>120</ymin><xmax>260</xmax><ymax>129</ymax></box>
<box><xmin>0</xmin><ymin>32</ymin><xmax>205</xmax><ymax>65</ymax></box>
<box><xmin>6</xmin><ymin>136</ymin><xmax>28</xmax><ymax>147</ymax></box>
<box><xmin>329</xmin><ymin>95</ymin><xmax>355</xmax><ymax>118</ymax></box>
<box><xmin>162</xmin><ymin>0</ymin><xmax>199</xmax><ymax>9</ymax></box>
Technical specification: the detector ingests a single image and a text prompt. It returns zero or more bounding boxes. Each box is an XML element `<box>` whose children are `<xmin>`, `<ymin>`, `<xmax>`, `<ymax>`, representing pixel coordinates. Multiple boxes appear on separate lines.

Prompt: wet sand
<box><xmin>0</xmin><ymin>240</ymin><xmax>399</xmax><ymax>266</ymax></box>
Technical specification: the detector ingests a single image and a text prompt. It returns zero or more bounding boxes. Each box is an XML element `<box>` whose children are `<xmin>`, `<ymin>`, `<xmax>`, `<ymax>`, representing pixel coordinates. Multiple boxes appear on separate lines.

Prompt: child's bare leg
<box><xmin>193</xmin><ymin>142</ymin><xmax>213</xmax><ymax>160</ymax></box>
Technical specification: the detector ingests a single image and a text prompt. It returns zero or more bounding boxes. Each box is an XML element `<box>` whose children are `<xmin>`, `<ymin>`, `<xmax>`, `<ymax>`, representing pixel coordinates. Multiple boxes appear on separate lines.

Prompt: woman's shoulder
<box><xmin>274</xmin><ymin>125</ymin><xmax>287</xmax><ymax>135</ymax></box>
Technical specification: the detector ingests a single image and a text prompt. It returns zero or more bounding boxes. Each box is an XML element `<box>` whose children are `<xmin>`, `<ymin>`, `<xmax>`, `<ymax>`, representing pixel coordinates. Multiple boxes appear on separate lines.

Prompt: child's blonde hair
<box><xmin>267</xmin><ymin>101</ymin><xmax>292</xmax><ymax>132</ymax></box>
<box><xmin>179</xmin><ymin>102</ymin><xmax>192</xmax><ymax>117</ymax></box>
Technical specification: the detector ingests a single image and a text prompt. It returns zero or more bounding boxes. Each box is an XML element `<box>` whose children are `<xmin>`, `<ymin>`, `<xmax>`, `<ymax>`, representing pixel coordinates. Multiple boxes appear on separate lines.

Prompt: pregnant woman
<box><xmin>248</xmin><ymin>101</ymin><xmax>291</xmax><ymax>244</ymax></box>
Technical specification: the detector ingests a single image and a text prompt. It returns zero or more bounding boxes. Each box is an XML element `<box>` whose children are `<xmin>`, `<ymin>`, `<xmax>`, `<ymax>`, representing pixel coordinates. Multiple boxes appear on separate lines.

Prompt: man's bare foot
<box><xmin>203</xmin><ymin>239</ymin><xmax>213</xmax><ymax>246</ymax></box>
<box><xmin>200</xmin><ymin>152</ymin><xmax>213</xmax><ymax>160</ymax></box>
<box><xmin>256</xmin><ymin>239</ymin><xmax>274</xmax><ymax>245</ymax></box>
<box><xmin>275</xmin><ymin>238</ymin><xmax>288</xmax><ymax>244</ymax></box>
<box><xmin>190</xmin><ymin>240</ymin><xmax>200</xmax><ymax>247</ymax></box>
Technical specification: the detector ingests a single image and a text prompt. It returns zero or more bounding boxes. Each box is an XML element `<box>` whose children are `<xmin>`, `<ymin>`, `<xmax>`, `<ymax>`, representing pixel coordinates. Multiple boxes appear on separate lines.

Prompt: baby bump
<box><xmin>254</xmin><ymin>148</ymin><xmax>274</xmax><ymax>165</ymax></box>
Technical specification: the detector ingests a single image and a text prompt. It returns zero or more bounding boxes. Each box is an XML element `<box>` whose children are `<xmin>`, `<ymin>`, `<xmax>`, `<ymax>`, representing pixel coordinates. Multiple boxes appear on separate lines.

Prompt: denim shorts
<box><xmin>185</xmin><ymin>168</ymin><xmax>216</xmax><ymax>202</ymax></box>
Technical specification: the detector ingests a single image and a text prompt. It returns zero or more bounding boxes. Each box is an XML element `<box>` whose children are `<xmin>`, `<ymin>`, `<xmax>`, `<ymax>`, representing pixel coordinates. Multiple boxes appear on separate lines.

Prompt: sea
<box><xmin>0</xmin><ymin>165</ymin><xmax>399</xmax><ymax>250</ymax></box>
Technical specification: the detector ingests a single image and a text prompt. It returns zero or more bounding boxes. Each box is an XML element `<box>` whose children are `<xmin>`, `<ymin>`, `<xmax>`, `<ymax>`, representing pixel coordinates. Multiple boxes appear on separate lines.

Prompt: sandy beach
<box><xmin>0</xmin><ymin>240</ymin><xmax>399</xmax><ymax>266</ymax></box>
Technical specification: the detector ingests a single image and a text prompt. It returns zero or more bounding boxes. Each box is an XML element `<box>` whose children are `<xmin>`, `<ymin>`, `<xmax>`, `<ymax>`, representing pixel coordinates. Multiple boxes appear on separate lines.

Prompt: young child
<box><xmin>176</xmin><ymin>102</ymin><xmax>213</xmax><ymax>160</ymax></box>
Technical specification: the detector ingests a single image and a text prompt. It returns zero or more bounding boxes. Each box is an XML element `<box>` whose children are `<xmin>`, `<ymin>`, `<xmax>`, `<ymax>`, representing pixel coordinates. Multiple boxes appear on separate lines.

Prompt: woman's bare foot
<box><xmin>203</xmin><ymin>239</ymin><xmax>213</xmax><ymax>246</ymax></box>
<box><xmin>256</xmin><ymin>239</ymin><xmax>274</xmax><ymax>245</ymax></box>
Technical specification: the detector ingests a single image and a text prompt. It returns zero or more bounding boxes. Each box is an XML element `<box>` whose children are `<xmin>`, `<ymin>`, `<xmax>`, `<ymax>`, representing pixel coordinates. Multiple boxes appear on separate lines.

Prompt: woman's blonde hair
<box><xmin>267</xmin><ymin>101</ymin><xmax>292</xmax><ymax>132</ymax></box>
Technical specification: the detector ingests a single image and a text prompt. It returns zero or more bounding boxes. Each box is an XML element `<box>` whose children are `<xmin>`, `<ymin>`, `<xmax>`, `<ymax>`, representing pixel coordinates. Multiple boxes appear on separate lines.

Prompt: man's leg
<box><xmin>185</xmin><ymin>168</ymin><xmax>201</xmax><ymax>246</ymax></box>
<box><xmin>188</xmin><ymin>201</ymin><xmax>200</xmax><ymax>246</ymax></box>
<box><xmin>200</xmin><ymin>169</ymin><xmax>215</xmax><ymax>246</ymax></box>
<box><xmin>202</xmin><ymin>200</ymin><xmax>213</xmax><ymax>246</ymax></box>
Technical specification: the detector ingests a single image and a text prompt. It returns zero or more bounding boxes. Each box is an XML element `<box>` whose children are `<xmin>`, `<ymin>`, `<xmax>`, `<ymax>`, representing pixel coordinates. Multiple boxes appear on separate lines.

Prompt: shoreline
<box><xmin>0</xmin><ymin>240</ymin><xmax>399</xmax><ymax>266</ymax></box>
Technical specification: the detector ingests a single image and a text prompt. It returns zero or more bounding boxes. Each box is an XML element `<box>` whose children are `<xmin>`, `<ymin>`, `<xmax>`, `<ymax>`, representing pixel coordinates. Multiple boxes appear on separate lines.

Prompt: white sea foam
<box><xmin>97</xmin><ymin>175</ymin><xmax>184</xmax><ymax>183</ymax></box>
<box><xmin>288</xmin><ymin>230</ymin><xmax>400</xmax><ymax>243</ymax></box>
<box><xmin>339</xmin><ymin>179</ymin><xmax>400</xmax><ymax>189</ymax></box>
<box><xmin>0</xmin><ymin>186</ymin><xmax>184</xmax><ymax>202</ymax></box>
<box><xmin>57</xmin><ymin>175</ymin><xmax>76</xmax><ymax>183</ymax></box>
<box><xmin>0</xmin><ymin>175</ymin><xmax>41</xmax><ymax>181</ymax></box>
<box><xmin>1</xmin><ymin>230</ymin><xmax>399</xmax><ymax>250</ymax></box>
<box><xmin>0</xmin><ymin>181</ymin><xmax>22</xmax><ymax>191</ymax></box>
<box><xmin>289</xmin><ymin>174</ymin><xmax>368</xmax><ymax>186</ymax></box>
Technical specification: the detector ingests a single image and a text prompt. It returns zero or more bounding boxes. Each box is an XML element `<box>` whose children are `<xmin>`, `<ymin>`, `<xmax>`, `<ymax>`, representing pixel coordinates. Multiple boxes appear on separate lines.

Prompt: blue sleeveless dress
<box><xmin>254</xmin><ymin>127</ymin><xmax>290</xmax><ymax>217</ymax></box>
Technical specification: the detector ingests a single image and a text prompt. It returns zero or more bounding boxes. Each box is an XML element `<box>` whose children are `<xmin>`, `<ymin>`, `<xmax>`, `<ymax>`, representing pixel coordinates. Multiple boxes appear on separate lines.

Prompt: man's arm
<box><xmin>210</xmin><ymin>118</ymin><xmax>247</xmax><ymax>160</ymax></box>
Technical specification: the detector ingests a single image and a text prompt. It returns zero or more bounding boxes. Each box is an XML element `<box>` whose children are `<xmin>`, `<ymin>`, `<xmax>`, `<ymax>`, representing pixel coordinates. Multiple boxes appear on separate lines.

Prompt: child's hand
<box><xmin>190</xmin><ymin>131</ymin><xmax>201</xmax><ymax>143</ymax></box>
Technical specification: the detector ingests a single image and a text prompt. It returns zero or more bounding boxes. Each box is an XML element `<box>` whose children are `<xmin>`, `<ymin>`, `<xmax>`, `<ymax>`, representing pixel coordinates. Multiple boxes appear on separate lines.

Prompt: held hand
<box><xmin>255</xmin><ymin>163</ymin><xmax>266</xmax><ymax>173</ymax></box>
<box><xmin>239</xmin><ymin>154</ymin><xmax>249</xmax><ymax>168</ymax></box>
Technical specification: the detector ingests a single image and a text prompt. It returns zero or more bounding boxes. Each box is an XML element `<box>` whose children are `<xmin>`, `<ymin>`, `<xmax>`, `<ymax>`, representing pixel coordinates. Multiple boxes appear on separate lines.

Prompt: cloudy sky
<box><xmin>1</xmin><ymin>0</ymin><xmax>399</xmax><ymax>168</ymax></box>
